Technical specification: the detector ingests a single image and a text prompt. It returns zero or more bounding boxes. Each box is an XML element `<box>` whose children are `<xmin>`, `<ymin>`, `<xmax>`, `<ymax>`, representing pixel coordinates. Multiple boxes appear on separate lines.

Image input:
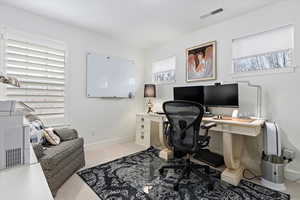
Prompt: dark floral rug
<box><xmin>77</xmin><ymin>147</ymin><xmax>290</xmax><ymax>200</ymax></box>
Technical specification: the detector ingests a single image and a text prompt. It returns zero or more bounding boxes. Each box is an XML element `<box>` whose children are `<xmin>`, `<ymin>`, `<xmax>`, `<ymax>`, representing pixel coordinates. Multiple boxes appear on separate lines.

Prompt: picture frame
<box><xmin>186</xmin><ymin>41</ymin><xmax>216</xmax><ymax>82</ymax></box>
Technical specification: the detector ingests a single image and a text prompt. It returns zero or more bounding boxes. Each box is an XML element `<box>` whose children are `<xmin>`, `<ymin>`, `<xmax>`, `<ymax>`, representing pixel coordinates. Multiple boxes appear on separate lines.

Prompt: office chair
<box><xmin>159</xmin><ymin>100</ymin><xmax>216</xmax><ymax>191</ymax></box>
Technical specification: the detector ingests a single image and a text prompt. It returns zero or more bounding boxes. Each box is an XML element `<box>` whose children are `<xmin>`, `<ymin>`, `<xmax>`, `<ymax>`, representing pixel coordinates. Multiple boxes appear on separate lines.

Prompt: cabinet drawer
<box><xmin>136</xmin><ymin>115</ymin><xmax>150</xmax><ymax>146</ymax></box>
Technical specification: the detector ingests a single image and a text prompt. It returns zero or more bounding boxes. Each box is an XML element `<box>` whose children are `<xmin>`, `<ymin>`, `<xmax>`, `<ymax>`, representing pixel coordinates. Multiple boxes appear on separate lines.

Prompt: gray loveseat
<box><xmin>33</xmin><ymin>128</ymin><xmax>85</xmax><ymax>196</ymax></box>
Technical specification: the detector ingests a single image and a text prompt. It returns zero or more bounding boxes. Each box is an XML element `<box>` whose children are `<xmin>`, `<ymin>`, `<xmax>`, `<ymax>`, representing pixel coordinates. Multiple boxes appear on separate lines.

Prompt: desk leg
<box><xmin>158</xmin><ymin>121</ymin><xmax>173</xmax><ymax>160</ymax></box>
<box><xmin>221</xmin><ymin>132</ymin><xmax>245</xmax><ymax>186</ymax></box>
<box><xmin>158</xmin><ymin>121</ymin><xmax>167</xmax><ymax>149</ymax></box>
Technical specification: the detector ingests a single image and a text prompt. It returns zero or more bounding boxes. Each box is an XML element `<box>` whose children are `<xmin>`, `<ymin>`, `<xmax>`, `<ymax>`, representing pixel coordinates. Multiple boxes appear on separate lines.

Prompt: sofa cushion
<box><xmin>40</xmin><ymin>138</ymin><xmax>84</xmax><ymax>170</ymax></box>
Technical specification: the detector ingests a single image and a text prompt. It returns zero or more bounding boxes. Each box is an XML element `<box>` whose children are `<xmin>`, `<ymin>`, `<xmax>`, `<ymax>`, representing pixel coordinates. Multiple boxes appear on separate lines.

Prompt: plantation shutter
<box><xmin>3</xmin><ymin>32</ymin><xmax>66</xmax><ymax>126</ymax></box>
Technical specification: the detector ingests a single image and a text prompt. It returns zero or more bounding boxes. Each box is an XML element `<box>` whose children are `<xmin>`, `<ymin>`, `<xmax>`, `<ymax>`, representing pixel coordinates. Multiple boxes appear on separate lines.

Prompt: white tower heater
<box><xmin>0</xmin><ymin>110</ymin><xmax>30</xmax><ymax>169</ymax></box>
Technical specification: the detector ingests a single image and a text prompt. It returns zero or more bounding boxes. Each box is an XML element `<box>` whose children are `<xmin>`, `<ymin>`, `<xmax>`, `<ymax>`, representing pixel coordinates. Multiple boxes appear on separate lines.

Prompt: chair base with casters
<box><xmin>159</xmin><ymin>154</ymin><xmax>214</xmax><ymax>191</ymax></box>
<box><xmin>160</xmin><ymin>101</ymin><xmax>217</xmax><ymax>191</ymax></box>
<box><xmin>159</xmin><ymin>112</ymin><xmax>217</xmax><ymax>191</ymax></box>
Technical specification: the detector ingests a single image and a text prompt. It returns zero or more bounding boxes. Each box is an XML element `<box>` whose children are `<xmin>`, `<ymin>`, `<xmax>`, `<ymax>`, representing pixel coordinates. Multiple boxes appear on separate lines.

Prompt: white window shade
<box><xmin>152</xmin><ymin>56</ymin><xmax>176</xmax><ymax>84</ymax></box>
<box><xmin>3</xmin><ymin>33</ymin><xmax>66</xmax><ymax>126</ymax></box>
<box><xmin>232</xmin><ymin>25</ymin><xmax>294</xmax><ymax>74</ymax></box>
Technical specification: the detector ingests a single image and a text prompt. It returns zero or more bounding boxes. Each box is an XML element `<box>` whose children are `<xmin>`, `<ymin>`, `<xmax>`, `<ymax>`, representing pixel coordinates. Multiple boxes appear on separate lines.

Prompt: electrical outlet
<box><xmin>91</xmin><ymin>130</ymin><xmax>95</xmax><ymax>136</ymax></box>
<box><xmin>283</xmin><ymin>148</ymin><xmax>295</xmax><ymax>161</ymax></box>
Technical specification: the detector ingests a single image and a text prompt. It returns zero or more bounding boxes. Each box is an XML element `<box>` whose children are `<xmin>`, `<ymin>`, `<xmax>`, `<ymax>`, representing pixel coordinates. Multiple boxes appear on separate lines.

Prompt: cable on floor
<box><xmin>243</xmin><ymin>168</ymin><xmax>261</xmax><ymax>180</ymax></box>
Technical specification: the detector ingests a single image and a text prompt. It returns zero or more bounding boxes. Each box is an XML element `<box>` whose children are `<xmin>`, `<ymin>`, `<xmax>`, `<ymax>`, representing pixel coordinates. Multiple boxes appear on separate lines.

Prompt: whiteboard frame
<box><xmin>86</xmin><ymin>52</ymin><xmax>136</xmax><ymax>99</ymax></box>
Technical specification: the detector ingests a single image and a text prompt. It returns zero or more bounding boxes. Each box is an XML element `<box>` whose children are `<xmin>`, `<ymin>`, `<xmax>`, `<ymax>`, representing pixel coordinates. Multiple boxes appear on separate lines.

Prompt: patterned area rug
<box><xmin>77</xmin><ymin>147</ymin><xmax>290</xmax><ymax>200</ymax></box>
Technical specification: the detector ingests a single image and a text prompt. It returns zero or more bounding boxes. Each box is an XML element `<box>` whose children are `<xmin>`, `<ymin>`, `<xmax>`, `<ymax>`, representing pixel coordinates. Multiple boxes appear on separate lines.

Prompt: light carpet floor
<box><xmin>54</xmin><ymin>142</ymin><xmax>300</xmax><ymax>200</ymax></box>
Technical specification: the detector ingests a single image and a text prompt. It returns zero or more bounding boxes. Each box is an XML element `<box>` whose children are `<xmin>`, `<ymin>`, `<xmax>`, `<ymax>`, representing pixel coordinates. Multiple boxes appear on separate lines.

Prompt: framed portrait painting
<box><xmin>186</xmin><ymin>41</ymin><xmax>216</xmax><ymax>82</ymax></box>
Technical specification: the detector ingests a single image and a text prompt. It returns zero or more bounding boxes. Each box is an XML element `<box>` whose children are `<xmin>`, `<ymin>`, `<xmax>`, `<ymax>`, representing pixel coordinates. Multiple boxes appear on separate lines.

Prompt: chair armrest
<box><xmin>53</xmin><ymin>128</ymin><xmax>78</xmax><ymax>141</ymax></box>
<box><xmin>163</xmin><ymin>121</ymin><xmax>173</xmax><ymax>146</ymax></box>
<box><xmin>163</xmin><ymin>121</ymin><xmax>170</xmax><ymax>127</ymax></box>
<box><xmin>198</xmin><ymin>122</ymin><xmax>216</xmax><ymax>148</ymax></box>
<box><xmin>201</xmin><ymin>122</ymin><xmax>217</xmax><ymax>130</ymax></box>
<box><xmin>163</xmin><ymin>121</ymin><xmax>170</xmax><ymax>133</ymax></box>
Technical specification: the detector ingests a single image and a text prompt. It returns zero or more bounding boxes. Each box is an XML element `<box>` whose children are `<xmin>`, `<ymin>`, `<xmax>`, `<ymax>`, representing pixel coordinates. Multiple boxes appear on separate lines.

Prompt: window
<box><xmin>152</xmin><ymin>56</ymin><xmax>176</xmax><ymax>84</ymax></box>
<box><xmin>1</xmin><ymin>30</ymin><xmax>67</xmax><ymax>126</ymax></box>
<box><xmin>232</xmin><ymin>25</ymin><xmax>294</xmax><ymax>75</ymax></box>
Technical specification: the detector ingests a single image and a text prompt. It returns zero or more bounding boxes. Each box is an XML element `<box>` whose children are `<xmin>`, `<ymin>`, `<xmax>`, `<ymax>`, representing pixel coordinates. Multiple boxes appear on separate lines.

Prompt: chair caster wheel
<box><xmin>159</xmin><ymin>168</ymin><xmax>164</xmax><ymax>176</ymax></box>
<box><xmin>207</xmin><ymin>183</ymin><xmax>214</xmax><ymax>191</ymax></box>
<box><xmin>205</xmin><ymin>167</ymin><xmax>210</xmax><ymax>174</ymax></box>
<box><xmin>184</xmin><ymin>172</ymin><xmax>190</xmax><ymax>179</ymax></box>
<box><xmin>174</xmin><ymin>184</ymin><xmax>179</xmax><ymax>191</ymax></box>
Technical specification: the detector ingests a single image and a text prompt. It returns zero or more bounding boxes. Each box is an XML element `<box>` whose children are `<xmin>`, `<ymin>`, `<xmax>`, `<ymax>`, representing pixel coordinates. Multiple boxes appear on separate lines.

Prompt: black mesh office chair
<box><xmin>159</xmin><ymin>100</ymin><xmax>216</xmax><ymax>191</ymax></box>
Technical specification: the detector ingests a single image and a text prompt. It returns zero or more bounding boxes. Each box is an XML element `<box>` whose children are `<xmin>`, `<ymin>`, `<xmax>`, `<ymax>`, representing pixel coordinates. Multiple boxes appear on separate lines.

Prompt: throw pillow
<box><xmin>29</xmin><ymin>120</ymin><xmax>46</xmax><ymax>144</ymax></box>
<box><xmin>44</xmin><ymin>128</ymin><xmax>61</xmax><ymax>145</ymax></box>
<box><xmin>31</xmin><ymin>120</ymin><xmax>45</xmax><ymax>130</ymax></box>
<box><xmin>30</xmin><ymin>129</ymin><xmax>46</xmax><ymax>144</ymax></box>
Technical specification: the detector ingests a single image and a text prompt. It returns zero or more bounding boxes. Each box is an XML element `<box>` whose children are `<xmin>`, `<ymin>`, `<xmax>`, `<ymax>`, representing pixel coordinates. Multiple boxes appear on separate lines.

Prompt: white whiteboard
<box><xmin>86</xmin><ymin>53</ymin><xmax>136</xmax><ymax>98</ymax></box>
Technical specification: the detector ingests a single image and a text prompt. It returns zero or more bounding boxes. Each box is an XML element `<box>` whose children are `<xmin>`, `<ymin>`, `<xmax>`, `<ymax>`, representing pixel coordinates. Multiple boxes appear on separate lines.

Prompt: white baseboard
<box><xmin>84</xmin><ymin>135</ymin><xmax>135</xmax><ymax>151</ymax></box>
<box><xmin>285</xmin><ymin>168</ymin><xmax>300</xmax><ymax>182</ymax></box>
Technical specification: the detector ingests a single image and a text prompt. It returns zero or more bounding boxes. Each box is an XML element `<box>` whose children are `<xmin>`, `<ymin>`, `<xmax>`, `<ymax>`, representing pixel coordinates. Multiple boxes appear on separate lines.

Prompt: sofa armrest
<box><xmin>53</xmin><ymin>128</ymin><xmax>78</xmax><ymax>141</ymax></box>
<box><xmin>32</xmin><ymin>144</ymin><xmax>45</xmax><ymax>160</ymax></box>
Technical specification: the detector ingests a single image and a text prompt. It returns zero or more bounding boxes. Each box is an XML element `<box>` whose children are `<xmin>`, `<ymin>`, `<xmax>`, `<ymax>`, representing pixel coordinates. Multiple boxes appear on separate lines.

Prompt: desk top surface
<box><xmin>0</xmin><ymin>163</ymin><xmax>53</xmax><ymax>200</ymax></box>
<box><xmin>202</xmin><ymin>117</ymin><xmax>265</xmax><ymax>127</ymax></box>
<box><xmin>138</xmin><ymin>113</ymin><xmax>265</xmax><ymax>127</ymax></box>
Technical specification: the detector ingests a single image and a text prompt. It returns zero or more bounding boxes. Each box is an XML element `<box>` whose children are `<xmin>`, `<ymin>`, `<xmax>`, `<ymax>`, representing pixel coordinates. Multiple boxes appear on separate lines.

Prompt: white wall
<box><xmin>1</xmin><ymin>0</ymin><xmax>299</xmax><ymax>179</ymax></box>
<box><xmin>0</xmin><ymin>4</ymin><xmax>144</xmax><ymax>145</ymax></box>
<box><xmin>144</xmin><ymin>0</ymin><xmax>300</xmax><ymax>178</ymax></box>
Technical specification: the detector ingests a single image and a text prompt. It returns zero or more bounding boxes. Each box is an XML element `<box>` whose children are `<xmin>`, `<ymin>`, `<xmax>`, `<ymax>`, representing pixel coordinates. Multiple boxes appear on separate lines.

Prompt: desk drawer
<box><xmin>136</xmin><ymin>115</ymin><xmax>150</xmax><ymax>146</ymax></box>
<box><xmin>211</xmin><ymin>124</ymin><xmax>261</xmax><ymax>137</ymax></box>
<box><xmin>218</xmin><ymin>124</ymin><xmax>262</xmax><ymax>137</ymax></box>
<box><xmin>208</xmin><ymin>123</ymin><xmax>262</xmax><ymax>137</ymax></box>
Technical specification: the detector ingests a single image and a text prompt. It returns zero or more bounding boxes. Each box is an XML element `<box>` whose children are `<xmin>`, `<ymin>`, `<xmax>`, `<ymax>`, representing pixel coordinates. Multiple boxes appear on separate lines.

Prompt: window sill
<box><xmin>154</xmin><ymin>80</ymin><xmax>176</xmax><ymax>85</ymax></box>
<box><xmin>230</xmin><ymin>67</ymin><xmax>296</xmax><ymax>78</ymax></box>
<box><xmin>47</xmin><ymin>123</ymin><xmax>71</xmax><ymax>128</ymax></box>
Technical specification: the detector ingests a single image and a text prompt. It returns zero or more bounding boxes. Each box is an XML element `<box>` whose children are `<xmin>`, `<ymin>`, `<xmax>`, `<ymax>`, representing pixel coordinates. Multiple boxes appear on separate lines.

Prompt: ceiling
<box><xmin>0</xmin><ymin>0</ymin><xmax>282</xmax><ymax>49</ymax></box>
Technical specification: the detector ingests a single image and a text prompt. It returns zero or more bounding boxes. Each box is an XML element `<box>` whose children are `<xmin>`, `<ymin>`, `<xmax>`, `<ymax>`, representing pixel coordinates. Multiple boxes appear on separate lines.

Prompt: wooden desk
<box><xmin>135</xmin><ymin>113</ymin><xmax>265</xmax><ymax>186</ymax></box>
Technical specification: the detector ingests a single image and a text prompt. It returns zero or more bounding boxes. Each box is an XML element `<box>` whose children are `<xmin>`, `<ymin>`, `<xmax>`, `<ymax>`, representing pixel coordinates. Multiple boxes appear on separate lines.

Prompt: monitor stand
<box><xmin>204</xmin><ymin>106</ymin><xmax>214</xmax><ymax>117</ymax></box>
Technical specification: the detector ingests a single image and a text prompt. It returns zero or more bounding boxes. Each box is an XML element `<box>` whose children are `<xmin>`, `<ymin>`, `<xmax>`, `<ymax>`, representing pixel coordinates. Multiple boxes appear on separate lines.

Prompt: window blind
<box><xmin>232</xmin><ymin>25</ymin><xmax>294</xmax><ymax>73</ymax></box>
<box><xmin>152</xmin><ymin>56</ymin><xmax>176</xmax><ymax>84</ymax></box>
<box><xmin>3</xmin><ymin>35</ymin><xmax>66</xmax><ymax>126</ymax></box>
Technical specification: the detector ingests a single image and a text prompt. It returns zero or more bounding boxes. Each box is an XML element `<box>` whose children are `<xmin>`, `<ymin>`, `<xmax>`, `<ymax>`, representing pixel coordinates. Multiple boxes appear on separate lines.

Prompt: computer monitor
<box><xmin>173</xmin><ymin>86</ymin><xmax>204</xmax><ymax>104</ymax></box>
<box><xmin>204</xmin><ymin>84</ymin><xmax>239</xmax><ymax>107</ymax></box>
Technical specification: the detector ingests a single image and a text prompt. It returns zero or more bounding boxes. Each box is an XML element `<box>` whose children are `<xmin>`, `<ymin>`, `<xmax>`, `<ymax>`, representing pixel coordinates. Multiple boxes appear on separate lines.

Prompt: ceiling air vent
<box><xmin>200</xmin><ymin>8</ymin><xmax>224</xmax><ymax>19</ymax></box>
